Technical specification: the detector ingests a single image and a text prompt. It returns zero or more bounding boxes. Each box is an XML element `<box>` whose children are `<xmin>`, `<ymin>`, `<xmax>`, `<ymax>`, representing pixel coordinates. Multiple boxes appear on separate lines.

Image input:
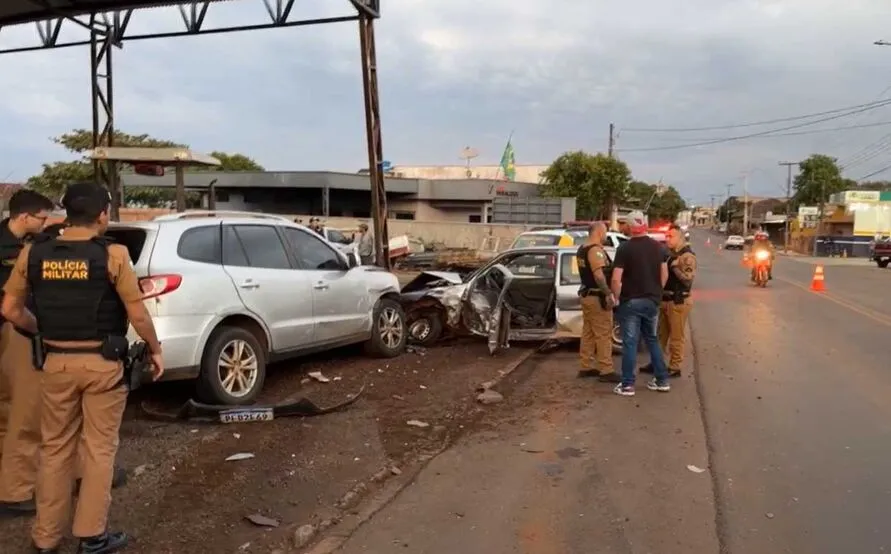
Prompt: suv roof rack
<box><xmin>152</xmin><ymin>210</ymin><xmax>292</xmax><ymax>222</ymax></box>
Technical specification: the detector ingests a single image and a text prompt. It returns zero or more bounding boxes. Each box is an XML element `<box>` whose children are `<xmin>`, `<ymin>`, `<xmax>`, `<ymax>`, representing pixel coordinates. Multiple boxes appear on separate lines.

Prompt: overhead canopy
<box><xmin>0</xmin><ymin>1</ymin><xmax>228</xmax><ymax>27</ymax></box>
<box><xmin>89</xmin><ymin>146</ymin><xmax>221</xmax><ymax>167</ymax></box>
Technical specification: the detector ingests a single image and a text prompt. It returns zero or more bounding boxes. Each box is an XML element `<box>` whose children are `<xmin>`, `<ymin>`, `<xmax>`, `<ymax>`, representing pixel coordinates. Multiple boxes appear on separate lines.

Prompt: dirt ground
<box><xmin>0</xmin><ymin>339</ymin><xmax>533</xmax><ymax>554</ymax></box>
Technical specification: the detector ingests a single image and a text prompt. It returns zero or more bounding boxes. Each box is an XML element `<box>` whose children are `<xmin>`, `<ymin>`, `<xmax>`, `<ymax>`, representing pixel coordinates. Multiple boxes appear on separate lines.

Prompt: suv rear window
<box><xmin>177</xmin><ymin>225</ymin><xmax>221</xmax><ymax>264</ymax></box>
<box><xmin>105</xmin><ymin>228</ymin><xmax>148</xmax><ymax>264</ymax></box>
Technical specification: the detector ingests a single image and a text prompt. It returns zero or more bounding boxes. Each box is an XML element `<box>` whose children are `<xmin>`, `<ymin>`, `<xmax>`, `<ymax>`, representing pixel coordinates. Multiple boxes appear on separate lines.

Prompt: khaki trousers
<box><xmin>579</xmin><ymin>296</ymin><xmax>614</xmax><ymax>372</ymax></box>
<box><xmin>0</xmin><ymin>325</ymin><xmax>42</xmax><ymax>502</ymax></box>
<box><xmin>32</xmin><ymin>352</ymin><xmax>126</xmax><ymax>549</ymax></box>
<box><xmin>658</xmin><ymin>299</ymin><xmax>692</xmax><ymax>370</ymax></box>
<box><xmin>0</xmin><ymin>323</ymin><xmax>12</xmax><ymax>459</ymax></box>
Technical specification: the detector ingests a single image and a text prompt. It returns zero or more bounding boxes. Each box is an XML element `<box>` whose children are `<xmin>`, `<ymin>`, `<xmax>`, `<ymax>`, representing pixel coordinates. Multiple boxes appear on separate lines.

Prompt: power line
<box><xmin>616</xmin><ymin>100</ymin><xmax>891</xmax><ymax>153</ymax></box>
<box><xmin>856</xmin><ymin>162</ymin><xmax>891</xmax><ymax>181</ymax></box>
<box><xmin>633</xmin><ymin>120</ymin><xmax>891</xmax><ymax>143</ymax></box>
<box><xmin>620</xmin><ymin>98</ymin><xmax>891</xmax><ymax>132</ymax></box>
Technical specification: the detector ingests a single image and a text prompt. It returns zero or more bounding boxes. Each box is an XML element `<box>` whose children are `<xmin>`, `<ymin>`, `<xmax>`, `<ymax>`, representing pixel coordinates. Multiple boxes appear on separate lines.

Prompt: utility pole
<box><xmin>814</xmin><ymin>179</ymin><xmax>825</xmax><ymax>257</ymax></box>
<box><xmin>778</xmin><ymin>161</ymin><xmax>798</xmax><ymax>252</ymax></box>
<box><xmin>709</xmin><ymin>194</ymin><xmax>722</xmax><ymax>228</ymax></box>
<box><xmin>608</xmin><ymin>123</ymin><xmax>615</xmax><ymax>157</ymax></box>
<box><xmin>724</xmin><ymin>184</ymin><xmax>734</xmax><ymax>235</ymax></box>
<box><xmin>743</xmin><ymin>173</ymin><xmax>749</xmax><ymax>237</ymax></box>
<box><xmin>608</xmin><ymin>123</ymin><xmax>618</xmax><ymax>230</ymax></box>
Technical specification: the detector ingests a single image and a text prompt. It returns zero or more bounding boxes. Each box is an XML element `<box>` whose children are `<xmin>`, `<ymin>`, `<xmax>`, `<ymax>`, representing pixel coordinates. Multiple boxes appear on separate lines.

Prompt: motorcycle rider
<box><xmin>749</xmin><ymin>230</ymin><xmax>775</xmax><ymax>281</ymax></box>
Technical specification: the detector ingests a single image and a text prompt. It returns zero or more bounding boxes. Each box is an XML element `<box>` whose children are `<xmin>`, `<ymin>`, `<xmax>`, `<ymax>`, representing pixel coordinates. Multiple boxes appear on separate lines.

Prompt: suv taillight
<box><xmin>139</xmin><ymin>274</ymin><xmax>182</xmax><ymax>299</ymax></box>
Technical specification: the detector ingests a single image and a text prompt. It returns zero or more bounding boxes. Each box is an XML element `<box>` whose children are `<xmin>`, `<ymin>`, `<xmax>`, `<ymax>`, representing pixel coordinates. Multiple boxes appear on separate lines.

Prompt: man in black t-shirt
<box><xmin>610</xmin><ymin>211</ymin><xmax>671</xmax><ymax>396</ymax></box>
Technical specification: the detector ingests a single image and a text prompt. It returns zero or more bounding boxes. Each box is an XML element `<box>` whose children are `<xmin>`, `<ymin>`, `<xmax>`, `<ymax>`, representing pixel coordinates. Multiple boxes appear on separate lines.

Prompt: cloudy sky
<box><xmin>2</xmin><ymin>0</ymin><xmax>891</xmax><ymax>203</ymax></box>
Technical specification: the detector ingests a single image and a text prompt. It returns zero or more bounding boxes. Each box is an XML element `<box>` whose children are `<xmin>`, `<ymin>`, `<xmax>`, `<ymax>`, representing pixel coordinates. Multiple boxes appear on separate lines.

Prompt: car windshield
<box><xmin>511</xmin><ymin>234</ymin><xmax>562</xmax><ymax>248</ymax></box>
<box><xmin>327</xmin><ymin>229</ymin><xmax>350</xmax><ymax>244</ymax></box>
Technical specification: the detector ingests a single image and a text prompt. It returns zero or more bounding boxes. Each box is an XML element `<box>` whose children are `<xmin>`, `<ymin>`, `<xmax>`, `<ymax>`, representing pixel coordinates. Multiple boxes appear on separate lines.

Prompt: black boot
<box><xmin>0</xmin><ymin>498</ymin><xmax>36</xmax><ymax>516</ymax></box>
<box><xmin>74</xmin><ymin>466</ymin><xmax>128</xmax><ymax>497</ymax></box>
<box><xmin>77</xmin><ymin>531</ymin><xmax>129</xmax><ymax>554</ymax></box>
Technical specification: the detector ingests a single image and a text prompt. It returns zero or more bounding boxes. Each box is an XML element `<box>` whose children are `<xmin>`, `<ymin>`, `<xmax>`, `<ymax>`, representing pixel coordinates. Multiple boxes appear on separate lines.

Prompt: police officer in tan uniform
<box><xmin>0</xmin><ymin>190</ymin><xmax>54</xmax><ymax>515</ymax></box>
<box><xmin>0</xmin><ymin>217</ymin><xmax>128</xmax><ymax>518</ymax></box>
<box><xmin>641</xmin><ymin>224</ymin><xmax>696</xmax><ymax>378</ymax></box>
<box><xmin>576</xmin><ymin>222</ymin><xmax>621</xmax><ymax>382</ymax></box>
<box><xmin>2</xmin><ymin>182</ymin><xmax>164</xmax><ymax>554</ymax></box>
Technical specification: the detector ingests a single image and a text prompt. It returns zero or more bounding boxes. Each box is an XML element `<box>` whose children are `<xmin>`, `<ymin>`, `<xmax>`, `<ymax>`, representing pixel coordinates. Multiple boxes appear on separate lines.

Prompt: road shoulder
<box><xmin>329</xmin><ymin>332</ymin><xmax>720</xmax><ymax>554</ymax></box>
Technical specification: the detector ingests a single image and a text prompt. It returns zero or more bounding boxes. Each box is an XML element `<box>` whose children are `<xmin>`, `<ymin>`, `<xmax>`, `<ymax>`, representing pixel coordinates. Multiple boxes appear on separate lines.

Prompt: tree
<box><xmin>26</xmin><ymin>130</ymin><xmax>263</xmax><ymax>207</ymax></box>
<box><xmin>717</xmin><ymin>197</ymin><xmax>739</xmax><ymax>223</ymax></box>
<box><xmin>648</xmin><ymin>186</ymin><xmax>686</xmax><ymax>221</ymax></box>
<box><xmin>791</xmin><ymin>154</ymin><xmax>846</xmax><ymax>207</ymax></box>
<box><xmin>540</xmin><ymin>151</ymin><xmax>631</xmax><ymax>219</ymax></box>
<box><xmin>623</xmin><ymin>180</ymin><xmax>686</xmax><ymax>221</ymax></box>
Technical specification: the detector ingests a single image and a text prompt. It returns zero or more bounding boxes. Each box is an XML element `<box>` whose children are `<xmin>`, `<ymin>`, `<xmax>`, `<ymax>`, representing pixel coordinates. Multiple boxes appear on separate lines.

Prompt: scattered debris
<box><xmin>521</xmin><ymin>447</ymin><xmax>545</xmax><ymax>454</ymax></box>
<box><xmin>390</xmin><ymin>466</ymin><xmax>403</xmax><ymax>475</ymax></box>
<box><xmin>308</xmin><ymin>371</ymin><xmax>331</xmax><ymax>383</ymax></box>
<box><xmin>233</xmin><ymin>433</ymin><xmax>241</xmax><ymax>439</ymax></box>
<box><xmin>244</xmin><ymin>514</ymin><xmax>280</xmax><ymax>528</ymax></box>
<box><xmin>419</xmin><ymin>385</ymin><xmax>428</xmax><ymax>390</ymax></box>
<box><xmin>333</xmin><ymin>376</ymin><xmax>343</xmax><ymax>382</ymax></box>
<box><xmin>132</xmin><ymin>464</ymin><xmax>153</xmax><ymax>477</ymax></box>
<box><xmin>686</xmin><ymin>464</ymin><xmax>707</xmax><ymax>474</ymax></box>
<box><xmin>765</xmin><ymin>512</ymin><xmax>775</xmax><ymax>519</ymax></box>
<box><xmin>225</xmin><ymin>453</ymin><xmax>255</xmax><ymax>462</ymax></box>
<box><xmin>477</xmin><ymin>389</ymin><xmax>504</xmax><ymax>405</ymax></box>
<box><xmin>406</xmin><ymin>345</ymin><xmax>427</xmax><ymax>355</ymax></box>
<box><xmin>293</xmin><ymin>523</ymin><xmax>318</xmax><ymax>548</ymax></box>
<box><xmin>407</xmin><ymin>419</ymin><xmax>430</xmax><ymax>428</ymax></box>
<box><xmin>392</xmin><ymin>394</ymin><xmax>406</xmax><ymax>401</ymax></box>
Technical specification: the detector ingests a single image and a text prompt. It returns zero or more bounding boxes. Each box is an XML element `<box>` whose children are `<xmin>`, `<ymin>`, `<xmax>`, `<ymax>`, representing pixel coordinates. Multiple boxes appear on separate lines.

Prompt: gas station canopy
<box><xmin>0</xmin><ymin>1</ymin><xmax>219</xmax><ymax>27</ymax></box>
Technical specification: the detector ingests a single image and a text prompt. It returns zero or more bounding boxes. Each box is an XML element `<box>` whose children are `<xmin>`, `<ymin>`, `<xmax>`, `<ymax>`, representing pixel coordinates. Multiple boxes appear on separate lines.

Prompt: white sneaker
<box><xmin>646</xmin><ymin>378</ymin><xmax>670</xmax><ymax>392</ymax></box>
<box><xmin>613</xmin><ymin>383</ymin><xmax>635</xmax><ymax>397</ymax></box>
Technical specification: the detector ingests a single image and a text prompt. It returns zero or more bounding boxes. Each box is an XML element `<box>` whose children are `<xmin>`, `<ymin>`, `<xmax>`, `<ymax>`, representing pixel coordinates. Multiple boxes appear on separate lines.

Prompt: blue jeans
<box><xmin>618</xmin><ymin>298</ymin><xmax>668</xmax><ymax>386</ymax></box>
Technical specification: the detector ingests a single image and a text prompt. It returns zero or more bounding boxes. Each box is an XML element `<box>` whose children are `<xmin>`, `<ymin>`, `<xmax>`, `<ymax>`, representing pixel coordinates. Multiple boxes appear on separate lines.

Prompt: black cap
<box><xmin>62</xmin><ymin>182</ymin><xmax>110</xmax><ymax>210</ymax></box>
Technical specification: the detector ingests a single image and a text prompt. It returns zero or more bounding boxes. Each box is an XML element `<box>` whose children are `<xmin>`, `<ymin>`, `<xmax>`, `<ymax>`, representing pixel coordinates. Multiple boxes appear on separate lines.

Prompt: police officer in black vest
<box><xmin>0</xmin><ymin>190</ymin><xmax>54</xmax><ymax>502</ymax></box>
<box><xmin>640</xmin><ymin>224</ymin><xmax>697</xmax><ymax>378</ymax></box>
<box><xmin>1</xmin><ymin>182</ymin><xmax>164</xmax><ymax>554</ymax></box>
<box><xmin>576</xmin><ymin>222</ymin><xmax>620</xmax><ymax>381</ymax></box>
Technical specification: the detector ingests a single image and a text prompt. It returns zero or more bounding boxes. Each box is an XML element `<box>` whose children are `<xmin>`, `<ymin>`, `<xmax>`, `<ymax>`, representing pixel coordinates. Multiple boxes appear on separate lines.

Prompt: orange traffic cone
<box><xmin>706</xmin><ymin>237</ymin><xmax>711</xmax><ymax>246</ymax></box>
<box><xmin>810</xmin><ymin>265</ymin><xmax>826</xmax><ymax>292</ymax></box>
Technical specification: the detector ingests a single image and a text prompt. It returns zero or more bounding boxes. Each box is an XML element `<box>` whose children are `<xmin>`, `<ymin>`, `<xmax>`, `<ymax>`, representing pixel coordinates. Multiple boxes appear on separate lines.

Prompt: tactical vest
<box><xmin>664</xmin><ymin>245</ymin><xmax>694</xmax><ymax>295</ymax></box>
<box><xmin>26</xmin><ymin>236</ymin><xmax>128</xmax><ymax>341</ymax></box>
<box><xmin>576</xmin><ymin>244</ymin><xmax>612</xmax><ymax>295</ymax></box>
<box><xmin>0</xmin><ymin>219</ymin><xmax>25</xmax><ymax>290</ymax></box>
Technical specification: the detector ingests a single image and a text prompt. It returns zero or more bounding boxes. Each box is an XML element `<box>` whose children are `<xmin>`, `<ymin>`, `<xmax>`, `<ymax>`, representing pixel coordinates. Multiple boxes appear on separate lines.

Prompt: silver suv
<box><xmin>106</xmin><ymin>211</ymin><xmax>406</xmax><ymax>405</ymax></box>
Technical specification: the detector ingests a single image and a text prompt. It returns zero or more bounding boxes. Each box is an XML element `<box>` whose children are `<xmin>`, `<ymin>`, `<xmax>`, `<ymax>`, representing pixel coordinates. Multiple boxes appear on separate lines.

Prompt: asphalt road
<box><xmin>335</xmin><ymin>342</ymin><xmax>720</xmax><ymax>554</ymax></box>
<box><xmin>694</xmin><ymin>231</ymin><xmax>891</xmax><ymax>553</ymax></box>
<box><xmin>332</xmin><ymin>232</ymin><xmax>891</xmax><ymax>554</ymax></box>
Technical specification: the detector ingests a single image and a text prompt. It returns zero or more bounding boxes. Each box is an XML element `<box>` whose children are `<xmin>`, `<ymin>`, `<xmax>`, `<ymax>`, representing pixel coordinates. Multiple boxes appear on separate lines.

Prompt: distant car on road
<box><xmin>724</xmin><ymin>235</ymin><xmax>745</xmax><ymax>250</ymax></box>
<box><xmin>106</xmin><ymin>210</ymin><xmax>406</xmax><ymax>405</ymax></box>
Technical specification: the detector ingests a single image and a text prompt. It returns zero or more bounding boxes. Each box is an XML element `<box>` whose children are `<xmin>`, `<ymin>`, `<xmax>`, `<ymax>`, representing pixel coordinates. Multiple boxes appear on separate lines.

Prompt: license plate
<box><xmin>218</xmin><ymin>408</ymin><xmax>274</xmax><ymax>424</ymax></box>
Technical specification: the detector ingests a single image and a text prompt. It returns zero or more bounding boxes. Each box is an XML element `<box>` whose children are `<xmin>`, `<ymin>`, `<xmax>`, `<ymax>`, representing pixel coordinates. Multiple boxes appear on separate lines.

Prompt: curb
<box><xmin>280</xmin><ymin>346</ymin><xmax>540</xmax><ymax>554</ymax></box>
<box><xmin>476</xmin><ymin>346</ymin><xmax>540</xmax><ymax>393</ymax></box>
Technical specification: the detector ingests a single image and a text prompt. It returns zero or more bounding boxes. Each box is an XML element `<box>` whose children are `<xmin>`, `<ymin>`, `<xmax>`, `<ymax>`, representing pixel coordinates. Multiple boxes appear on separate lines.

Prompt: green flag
<box><xmin>499</xmin><ymin>139</ymin><xmax>516</xmax><ymax>181</ymax></box>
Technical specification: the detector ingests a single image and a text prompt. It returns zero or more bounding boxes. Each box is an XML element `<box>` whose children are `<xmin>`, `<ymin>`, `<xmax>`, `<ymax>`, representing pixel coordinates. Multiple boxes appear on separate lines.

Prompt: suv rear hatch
<box><xmin>105</xmin><ymin>223</ymin><xmax>162</xmax><ymax>310</ymax></box>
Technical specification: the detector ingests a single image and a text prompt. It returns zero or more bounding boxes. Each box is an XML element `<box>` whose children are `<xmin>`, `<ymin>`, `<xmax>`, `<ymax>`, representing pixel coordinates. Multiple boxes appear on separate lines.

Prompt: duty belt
<box><xmin>579</xmin><ymin>288</ymin><xmax>605</xmax><ymax>298</ymax></box>
<box><xmin>45</xmin><ymin>344</ymin><xmax>103</xmax><ymax>354</ymax></box>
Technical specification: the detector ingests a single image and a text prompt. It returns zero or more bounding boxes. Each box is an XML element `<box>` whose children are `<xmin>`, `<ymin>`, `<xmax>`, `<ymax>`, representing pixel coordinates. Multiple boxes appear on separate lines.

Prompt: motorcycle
<box><xmin>752</xmin><ymin>250</ymin><xmax>770</xmax><ymax>288</ymax></box>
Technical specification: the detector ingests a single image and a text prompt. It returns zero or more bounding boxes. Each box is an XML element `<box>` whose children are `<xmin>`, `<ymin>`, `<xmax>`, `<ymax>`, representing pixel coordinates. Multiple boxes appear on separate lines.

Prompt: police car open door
<box><xmin>461</xmin><ymin>263</ymin><xmax>513</xmax><ymax>355</ymax></box>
